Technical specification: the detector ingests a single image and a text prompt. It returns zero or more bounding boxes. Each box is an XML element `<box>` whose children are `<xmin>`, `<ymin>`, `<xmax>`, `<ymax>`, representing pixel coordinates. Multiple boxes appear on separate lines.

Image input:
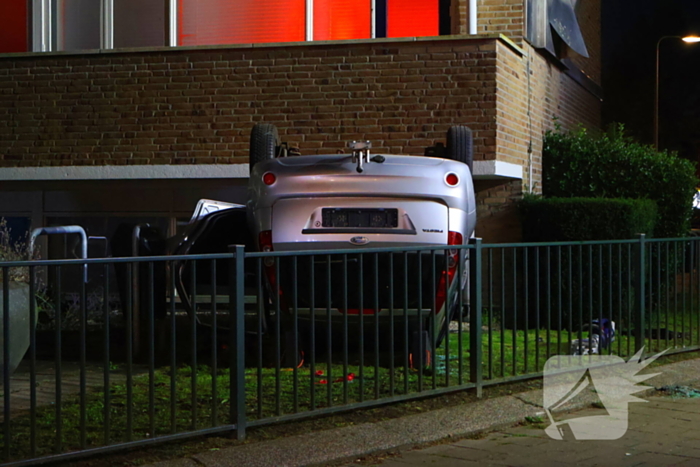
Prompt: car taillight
<box><xmin>448</xmin><ymin>231</ymin><xmax>463</xmax><ymax>246</ymax></box>
<box><xmin>435</xmin><ymin>231</ymin><xmax>463</xmax><ymax>314</ymax></box>
<box><xmin>445</xmin><ymin>173</ymin><xmax>459</xmax><ymax>186</ymax></box>
<box><xmin>447</xmin><ymin>231</ymin><xmax>462</xmax><ymax>268</ymax></box>
<box><xmin>263</xmin><ymin>172</ymin><xmax>276</xmax><ymax>185</ymax></box>
<box><xmin>259</xmin><ymin>230</ymin><xmax>284</xmax><ymax>306</ymax></box>
<box><xmin>259</xmin><ymin>230</ymin><xmax>274</xmax><ymax>267</ymax></box>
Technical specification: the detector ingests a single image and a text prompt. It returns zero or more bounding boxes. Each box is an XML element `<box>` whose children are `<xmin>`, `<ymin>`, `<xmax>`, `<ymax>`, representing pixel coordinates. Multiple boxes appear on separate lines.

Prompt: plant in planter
<box><xmin>0</xmin><ymin>218</ymin><xmax>45</xmax><ymax>375</ymax></box>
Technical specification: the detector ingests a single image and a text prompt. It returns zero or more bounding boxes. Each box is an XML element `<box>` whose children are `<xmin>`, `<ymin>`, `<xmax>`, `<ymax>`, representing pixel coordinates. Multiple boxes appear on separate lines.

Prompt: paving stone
<box><xmin>623</xmin><ymin>453</ymin><xmax>690</xmax><ymax>467</ymax></box>
<box><xmin>484</xmin><ymin>433</ymin><xmax>551</xmax><ymax>447</ymax></box>
<box><xmin>680</xmin><ymin>447</ymin><xmax>700</xmax><ymax>459</ymax></box>
<box><xmin>578</xmin><ymin>447</ymin><xmax>639</xmax><ymax>464</ymax></box>
<box><xmin>528</xmin><ymin>446</ymin><xmax>597</xmax><ymax>464</ymax></box>
<box><xmin>380</xmin><ymin>451</ymin><xmax>484</xmax><ymax>466</ymax></box>
<box><xmin>668</xmin><ymin>461</ymin><xmax>698</xmax><ymax>467</ymax></box>
<box><xmin>450</xmin><ymin>437</ymin><xmax>499</xmax><ymax>448</ymax></box>
<box><xmin>378</xmin><ymin>460</ymin><xmax>440</xmax><ymax>467</ymax></box>
<box><xmin>494</xmin><ymin>425</ymin><xmax>549</xmax><ymax>439</ymax></box>
<box><xmin>148</xmin><ymin>458</ymin><xmax>200</xmax><ymax>467</ymax></box>
<box><xmin>420</xmin><ymin>444</ymin><xmax>503</xmax><ymax>461</ymax></box>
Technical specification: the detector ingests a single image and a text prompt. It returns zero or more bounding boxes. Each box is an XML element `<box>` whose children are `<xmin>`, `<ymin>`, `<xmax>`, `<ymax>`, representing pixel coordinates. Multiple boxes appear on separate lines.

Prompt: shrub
<box><xmin>543</xmin><ymin>124</ymin><xmax>697</xmax><ymax>238</ymax></box>
<box><xmin>0</xmin><ymin>218</ymin><xmax>36</xmax><ymax>282</ymax></box>
<box><xmin>520</xmin><ymin>196</ymin><xmax>657</xmax><ymax>241</ymax></box>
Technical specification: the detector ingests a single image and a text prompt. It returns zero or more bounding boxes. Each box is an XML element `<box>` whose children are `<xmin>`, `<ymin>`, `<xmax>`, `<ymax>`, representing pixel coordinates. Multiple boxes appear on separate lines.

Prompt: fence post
<box><xmin>3</xmin><ymin>269</ymin><xmax>10</xmax><ymax>459</ymax></box>
<box><xmin>229</xmin><ymin>245</ymin><xmax>246</xmax><ymax>440</ymax></box>
<box><xmin>634</xmin><ymin>234</ymin><xmax>646</xmax><ymax>353</ymax></box>
<box><xmin>469</xmin><ymin>238</ymin><xmax>483</xmax><ymax>397</ymax></box>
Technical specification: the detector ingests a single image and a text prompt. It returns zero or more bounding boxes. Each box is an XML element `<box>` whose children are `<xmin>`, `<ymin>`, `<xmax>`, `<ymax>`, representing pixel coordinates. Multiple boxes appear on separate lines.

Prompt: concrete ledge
<box><xmin>0</xmin><ymin>164</ymin><xmax>249</xmax><ymax>180</ymax></box>
<box><xmin>0</xmin><ymin>34</ymin><xmax>506</xmax><ymax>60</ymax></box>
<box><xmin>0</xmin><ymin>160</ymin><xmax>521</xmax><ymax>181</ymax></box>
<box><xmin>472</xmin><ymin>160</ymin><xmax>523</xmax><ymax>180</ymax></box>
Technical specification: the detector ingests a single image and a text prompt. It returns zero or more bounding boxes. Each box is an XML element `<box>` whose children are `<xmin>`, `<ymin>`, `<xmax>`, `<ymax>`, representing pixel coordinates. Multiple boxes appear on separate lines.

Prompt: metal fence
<box><xmin>1</xmin><ymin>235</ymin><xmax>699</xmax><ymax>465</ymax></box>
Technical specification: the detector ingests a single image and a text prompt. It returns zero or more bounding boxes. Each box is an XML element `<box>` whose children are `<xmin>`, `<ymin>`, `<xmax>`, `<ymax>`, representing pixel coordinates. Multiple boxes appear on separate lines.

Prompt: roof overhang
<box><xmin>472</xmin><ymin>160</ymin><xmax>523</xmax><ymax>180</ymax></box>
<box><xmin>0</xmin><ymin>160</ymin><xmax>523</xmax><ymax>181</ymax></box>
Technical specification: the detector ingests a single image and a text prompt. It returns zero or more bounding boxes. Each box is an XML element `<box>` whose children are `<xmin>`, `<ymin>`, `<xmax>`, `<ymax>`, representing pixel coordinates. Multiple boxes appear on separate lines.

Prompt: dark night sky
<box><xmin>602</xmin><ymin>0</ymin><xmax>700</xmax><ymax>160</ymax></box>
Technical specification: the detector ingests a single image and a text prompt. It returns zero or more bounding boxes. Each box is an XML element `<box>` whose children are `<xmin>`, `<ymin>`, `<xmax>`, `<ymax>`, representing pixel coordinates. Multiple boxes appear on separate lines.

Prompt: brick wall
<box><xmin>473</xmin><ymin>40</ymin><xmax>601</xmax><ymax>239</ymax></box>
<box><xmin>493</xmin><ymin>41</ymin><xmax>601</xmax><ymax>189</ymax></box>
<box><xmin>452</xmin><ymin>0</ymin><xmax>469</xmax><ymax>35</ymax></box>
<box><xmin>478</xmin><ymin>0</ymin><xmax>525</xmax><ymax>37</ymax></box>
<box><xmin>451</xmin><ymin>0</ymin><xmax>524</xmax><ymax>38</ymax></box>
<box><xmin>474</xmin><ymin>178</ymin><xmax>523</xmax><ymax>242</ymax></box>
<box><xmin>0</xmin><ymin>38</ymin><xmax>508</xmax><ymax>168</ymax></box>
<box><xmin>0</xmin><ymin>37</ymin><xmax>598</xmax><ymax>172</ymax></box>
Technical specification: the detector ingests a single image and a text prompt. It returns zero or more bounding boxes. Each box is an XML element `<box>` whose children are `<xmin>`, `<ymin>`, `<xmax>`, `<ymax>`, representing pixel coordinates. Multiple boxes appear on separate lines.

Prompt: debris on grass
<box><xmin>657</xmin><ymin>385</ymin><xmax>700</xmax><ymax>398</ymax></box>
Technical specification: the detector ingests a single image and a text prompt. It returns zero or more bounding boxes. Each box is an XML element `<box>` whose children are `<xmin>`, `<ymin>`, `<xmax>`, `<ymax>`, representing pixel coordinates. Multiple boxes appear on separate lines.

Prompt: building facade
<box><xmin>0</xmin><ymin>0</ymin><xmax>601</xmax><ymax>245</ymax></box>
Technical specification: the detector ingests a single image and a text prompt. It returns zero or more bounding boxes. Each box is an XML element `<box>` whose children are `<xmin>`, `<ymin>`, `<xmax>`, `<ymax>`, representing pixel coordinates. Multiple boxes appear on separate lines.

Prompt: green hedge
<box><xmin>520</xmin><ymin>196</ymin><xmax>658</xmax><ymax>242</ymax></box>
<box><xmin>543</xmin><ymin>125</ymin><xmax>697</xmax><ymax>238</ymax></box>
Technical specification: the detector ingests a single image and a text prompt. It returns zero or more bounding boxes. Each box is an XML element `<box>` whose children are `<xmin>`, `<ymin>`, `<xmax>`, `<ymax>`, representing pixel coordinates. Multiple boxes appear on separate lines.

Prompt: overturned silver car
<box><xmin>246</xmin><ymin>123</ymin><xmax>477</xmax><ymax>364</ymax></box>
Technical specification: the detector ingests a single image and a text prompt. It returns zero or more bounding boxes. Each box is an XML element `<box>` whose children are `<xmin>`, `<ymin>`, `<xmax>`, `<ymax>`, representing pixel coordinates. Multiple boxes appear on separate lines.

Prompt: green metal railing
<box><xmin>0</xmin><ymin>236</ymin><xmax>698</xmax><ymax>465</ymax></box>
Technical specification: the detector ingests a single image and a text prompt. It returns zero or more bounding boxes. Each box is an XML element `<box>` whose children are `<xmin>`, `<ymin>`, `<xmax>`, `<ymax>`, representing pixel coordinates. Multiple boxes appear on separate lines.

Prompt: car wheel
<box><xmin>249</xmin><ymin>123</ymin><xmax>280</xmax><ymax>174</ymax></box>
<box><xmin>446</xmin><ymin>125</ymin><xmax>474</xmax><ymax>172</ymax></box>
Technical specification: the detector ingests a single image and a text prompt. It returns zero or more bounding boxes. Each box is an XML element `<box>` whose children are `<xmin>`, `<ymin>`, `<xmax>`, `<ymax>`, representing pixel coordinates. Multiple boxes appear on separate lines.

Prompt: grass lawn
<box><xmin>2</xmin><ymin>310</ymin><xmax>699</xmax><ymax>460</ymax></box>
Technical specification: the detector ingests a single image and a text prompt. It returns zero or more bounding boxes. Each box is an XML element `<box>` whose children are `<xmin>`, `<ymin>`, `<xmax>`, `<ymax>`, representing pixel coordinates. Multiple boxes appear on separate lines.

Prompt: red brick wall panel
<box><xmin>0</xmin><ymin>39</ymin><xmax>506</xmax><ymax>167</ymax></box>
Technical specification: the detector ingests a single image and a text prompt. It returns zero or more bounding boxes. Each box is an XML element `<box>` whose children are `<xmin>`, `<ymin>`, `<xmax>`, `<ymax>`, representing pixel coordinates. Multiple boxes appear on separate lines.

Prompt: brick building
<box><xmin>0</xmin><ymin>0</ymin><xmax>601</xmax><ymax>245</ymax></box>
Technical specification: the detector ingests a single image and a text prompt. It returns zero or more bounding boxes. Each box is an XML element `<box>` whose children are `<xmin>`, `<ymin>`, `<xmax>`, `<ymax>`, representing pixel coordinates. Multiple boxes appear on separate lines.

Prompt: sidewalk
<box><xmin>148</xmin><ymin>357</ymin><xmax>700</xmax><ymax>467</ymax></box>
<box><xmin>369</xmin><ymin>395</ymin><xmax>700</xmax><ymax>466</ymax></box>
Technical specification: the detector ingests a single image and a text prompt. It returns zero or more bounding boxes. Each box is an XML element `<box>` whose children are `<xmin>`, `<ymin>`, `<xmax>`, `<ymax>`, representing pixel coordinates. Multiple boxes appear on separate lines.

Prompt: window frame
<box><xmin>29</xmin><ymin>0</ymin><xmax>449</xmax><ymax>53</ymax></box>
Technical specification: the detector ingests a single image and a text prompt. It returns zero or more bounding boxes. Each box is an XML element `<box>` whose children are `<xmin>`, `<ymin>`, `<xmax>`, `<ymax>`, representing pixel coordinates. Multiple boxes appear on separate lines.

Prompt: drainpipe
<box><xmin>469</xmin><ymin>0</ymin><xmax>478</xmax><ymax>35</ymax></box>
<box><xmin>526</xmin><ymin>53</ymin><xmax>534</xmax><ymax>193</ymax></box>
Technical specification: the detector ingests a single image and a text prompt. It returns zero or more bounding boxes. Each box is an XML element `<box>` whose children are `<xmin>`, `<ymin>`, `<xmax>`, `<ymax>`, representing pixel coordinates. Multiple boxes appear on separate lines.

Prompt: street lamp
<box><xmin>654</xmin><ymin>35</ymin><xmax>700</xmax><ymax>150</ymax></box>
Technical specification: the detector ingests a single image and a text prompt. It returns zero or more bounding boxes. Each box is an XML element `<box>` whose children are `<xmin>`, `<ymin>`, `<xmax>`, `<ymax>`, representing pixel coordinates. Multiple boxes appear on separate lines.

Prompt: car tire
<box><xmin>410</xmin><ymin>329</ymin><xmax>432</xmax><ymax>371</ymax></box>
<box><xmin>249</xmin><ymin>123</ymin><xmax>280</xmax><ymax>174</ymax></box>
<box><xmin>434</xmin><ymin>301</ymin><xmax>461</xmax><ymax>348</ymax></box>
<box><xmin>280</xmin><ymin>321</ymin><xmax>306</xmax><ymax>368</ymax></box>
<box><xmin>446</xmin><ymin>125</ymin><xmax>474</xmax><ymax>172</ymax></box>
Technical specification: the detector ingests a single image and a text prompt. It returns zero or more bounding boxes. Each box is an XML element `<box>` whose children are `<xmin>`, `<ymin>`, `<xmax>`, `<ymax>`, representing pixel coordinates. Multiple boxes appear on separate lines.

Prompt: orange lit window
<box><xmin>0</xmin><ymin>0</ymin><xmax>28</xmax><ymax>53</ymax></box>
<box><xmin>387</xmin><ymin>0</ymin><xmax>439</xmax><ymax>38</ymax></box>
<box><xmin>314</xmin><ymin>0</ymin><xmax>371</xmax><ymax>41</ymax></box>
<box><xmin>178</xmin><ymin>0</ymin><xmax>305</xmax><ymax>46</ymax></box>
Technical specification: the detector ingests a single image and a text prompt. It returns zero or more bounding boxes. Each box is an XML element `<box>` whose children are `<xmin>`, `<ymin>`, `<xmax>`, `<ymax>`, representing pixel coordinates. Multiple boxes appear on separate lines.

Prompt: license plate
<box><xmin>321</xmin><ymin>208</ymin><xmax>398</xmax><ymax>228</ymax></box>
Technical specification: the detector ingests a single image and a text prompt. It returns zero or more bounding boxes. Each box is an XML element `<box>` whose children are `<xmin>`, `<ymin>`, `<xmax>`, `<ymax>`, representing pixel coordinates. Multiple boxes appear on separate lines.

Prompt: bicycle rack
<box><xmin>29</xmin><ymin>225</ymin><xmax>88</xmax><ymax>283</ymax></box>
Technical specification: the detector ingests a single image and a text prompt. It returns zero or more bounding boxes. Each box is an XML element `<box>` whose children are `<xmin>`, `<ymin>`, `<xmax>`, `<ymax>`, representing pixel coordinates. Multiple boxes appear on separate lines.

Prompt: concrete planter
<box><xmin>0</xmin><ymin>281</ymin><xmax>35</xmax><ymax>375</ymax></box>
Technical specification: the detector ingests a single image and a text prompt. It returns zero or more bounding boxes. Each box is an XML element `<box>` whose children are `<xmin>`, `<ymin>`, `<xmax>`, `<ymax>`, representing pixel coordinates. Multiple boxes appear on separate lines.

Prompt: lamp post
<box><xmin>654</xmin><ymin>35</ymin><xmax>700</xmax><ymax>150</ymax></box>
